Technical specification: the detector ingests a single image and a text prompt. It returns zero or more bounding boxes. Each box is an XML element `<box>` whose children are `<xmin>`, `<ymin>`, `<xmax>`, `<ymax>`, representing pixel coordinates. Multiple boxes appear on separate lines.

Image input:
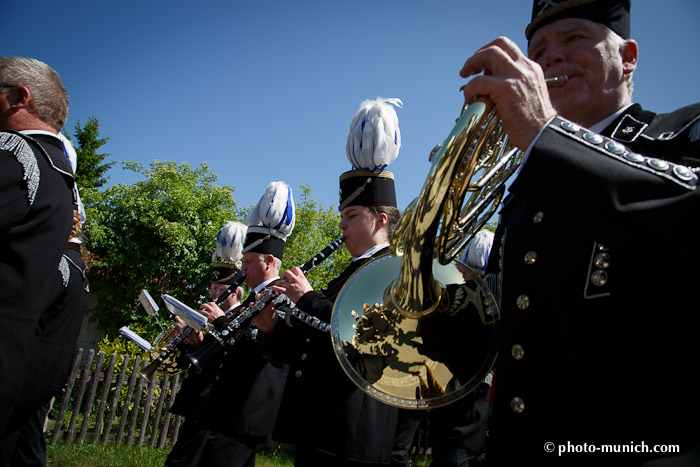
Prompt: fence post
<box><xmin>126</xmin><ymin>361</ymin><xmax>148</xmax><ymax>446</ymax></box>
<box><xmin>103</xmin><ymin>353</ymin><xmax>129</xmax><ymax>444</ymax></box>
<box><xmin>93</xmin><ymin>352</ymin><xmax>118</xmax><ymax>443</ymax></box>
<box><xmin>158</xmin><ymin>373</ymin><xmax>180</xmax><ymax>449</ymax></box>
<box><xmin>78</xmin><ymin>350</ymin><xmax>104</xmax><ymax>444</ymax></box>
<box><xmin>50</xmin><ymin>348</ymin><xmax>83</xmax><ymax>445</ymax></box>
<box><xmin>65</xmin><ymin>349</ymin><xmax>95</xmax><ymax>446</ymax></box>
<box><xmin>138</xmin><ymin>371</ymin><xmax>158</xmax><ymax>446</ymax></box>
<box><xmin>150</xmin><ymin>373</ymin><xmax>169</xmax><ymax>448</ymax></box>
<box><xmin>116</xmin><ymin>354</ymin><xmax>142</xmax><ymax>446</ymax></box>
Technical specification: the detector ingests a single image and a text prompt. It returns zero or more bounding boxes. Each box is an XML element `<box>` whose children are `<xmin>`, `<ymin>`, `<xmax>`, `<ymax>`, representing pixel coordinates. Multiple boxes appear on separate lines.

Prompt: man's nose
<box><xmin>541</xmin><ymin>45</ymin><xmax>566</xmax><ymax>69</ymax></box>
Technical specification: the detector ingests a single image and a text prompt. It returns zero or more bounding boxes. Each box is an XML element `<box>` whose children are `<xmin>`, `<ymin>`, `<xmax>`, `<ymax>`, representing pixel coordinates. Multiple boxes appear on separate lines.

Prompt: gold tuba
<box><xmin>145</xmin><ymin>325</ymin><xmax>186</xmax><ymax>376</ymax></box>
<box><xmin>330</xmin><ymin>98</ymin><xmax>521</xmax><ymax>409</ymax></box>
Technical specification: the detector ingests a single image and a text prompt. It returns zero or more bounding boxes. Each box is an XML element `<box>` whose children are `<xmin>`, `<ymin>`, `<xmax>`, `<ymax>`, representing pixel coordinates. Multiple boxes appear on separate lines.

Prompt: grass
<box><xmin>47</xmin><ymin>443</ymin><xmax>170</xmax><ymax>466</ymax></box>
<box><xmin>47</xmin><ymin>443</ymin><xmax>432</xmax><ymax>466</ymax></box>
<box><xmin>46</xmin><ymin>444</ymin><xmax>296</xmax><ymax>467</ymax></box>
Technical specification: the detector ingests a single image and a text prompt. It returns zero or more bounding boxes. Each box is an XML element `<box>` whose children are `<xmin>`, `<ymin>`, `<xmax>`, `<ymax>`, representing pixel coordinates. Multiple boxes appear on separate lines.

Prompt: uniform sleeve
<box><xmin>511</xmin><ymin>116</ymin><xmax>699</xmax><ymax>223</ymax></box>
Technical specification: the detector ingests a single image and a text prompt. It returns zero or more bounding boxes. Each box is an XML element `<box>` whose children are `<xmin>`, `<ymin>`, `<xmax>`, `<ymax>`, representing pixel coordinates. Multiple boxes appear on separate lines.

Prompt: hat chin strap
<box><xmin>339</xmin><ymin>177</ymin><xmax>373</xmax><ymax>211</ymax></box>
<box><xmin>242</xmin><ymin>234</ymin><xmax>271</xmax><ymax>254</ymax></box>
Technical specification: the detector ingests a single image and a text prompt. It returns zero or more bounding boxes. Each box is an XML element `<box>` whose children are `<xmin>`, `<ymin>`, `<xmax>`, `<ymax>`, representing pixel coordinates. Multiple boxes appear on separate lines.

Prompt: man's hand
<box><xmin>459</xmin><ymin>36</ymin><xmax>558</xmax><ymax>150</ymax></box>
<box><xmin>252</xmin><ymin>301</ymin><xmax>278</xmax><ymax>336</ymax></box>
<box><xmin>199</xmin><ymin>302</ymin><xmax>225</xmax><ymax>323</ymax></box>
<box><xmin>271</xmin><ymin>267</ymin><xmax>313</xmax><ymax>303</ymax></box>
<box><xmin>173</xmin><ymin>316</ymin><xmax>203</xmax><ymax>348</ymax></box>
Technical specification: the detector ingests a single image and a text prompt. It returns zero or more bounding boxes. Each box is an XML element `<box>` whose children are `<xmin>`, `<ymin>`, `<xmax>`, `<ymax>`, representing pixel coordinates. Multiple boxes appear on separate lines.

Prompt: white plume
<box><xmin>58</xmin><ymin>132</ymin><xmax>78</xmax><ymax>173</ymax></box>
<box><xmin>346</xmin><ymin>97</ymin><xmax>402</xmax><ymax>173</ymax></box>
<box><xmin>212</xmin><ymin>221</ymin><xmax>248</xmax><ymax>263</ymax></box>
<box><xmin>460</xmin><ymin>230</ymin><xmax>495</xmax><ymax>272</ymax></box>
<box><xmin>245</xmin><ymin>181</ymin><xmax>296</xmax><ymax>238</ymax></box>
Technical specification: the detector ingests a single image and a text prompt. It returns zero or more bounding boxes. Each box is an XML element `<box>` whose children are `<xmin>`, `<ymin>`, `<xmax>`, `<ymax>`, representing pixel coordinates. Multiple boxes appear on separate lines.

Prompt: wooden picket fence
<box><xmin>47</xmin><ymin>348</ymin><xmax>184</xmax><ymax>447</ymax></box>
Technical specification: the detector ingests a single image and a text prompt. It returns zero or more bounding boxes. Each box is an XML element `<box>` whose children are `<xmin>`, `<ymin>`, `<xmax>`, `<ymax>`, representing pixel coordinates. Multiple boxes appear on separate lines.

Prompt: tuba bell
<box><xmin>145</xmin><ymin>325</ymin><xmax>186</xmax><ymax>376</ymax></box>
<box><xmin>330</xmin><ymin>98</ymin><xmax>521</xmax><ymax>409</ymax></box>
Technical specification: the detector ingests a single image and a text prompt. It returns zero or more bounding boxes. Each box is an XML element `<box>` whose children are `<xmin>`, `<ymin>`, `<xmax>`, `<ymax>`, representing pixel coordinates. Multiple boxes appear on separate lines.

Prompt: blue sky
<box><xmin>4</xmin><ymin>0</ymin><xmax>699</xmax><ymax>213</ymax></box>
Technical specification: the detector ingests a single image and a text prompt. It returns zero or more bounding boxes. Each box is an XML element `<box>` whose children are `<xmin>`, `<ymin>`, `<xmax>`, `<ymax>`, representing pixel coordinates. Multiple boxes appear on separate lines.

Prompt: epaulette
<box><xmin>59</xmin><ymin>253</ymin><xmax>90</xmax><ymax>292</ymax></box>
<box><xmin>0</xmin><ymin>131</ymin><xmax>40</xmax><ymax>205</ymax></box>
<box><xmin>550</xmin><ymin>117</ymin><xmax>698</xmax><ymax>190</ymax></box>
<box><xmin>610</xmin><ymin>103</ymin><xmax>700</xmax><ymax>143</ymax></box>
<box><xmin>645</xmin><ymin>103</ymin><xmax>700</xmax><ymax>142</ymax></box>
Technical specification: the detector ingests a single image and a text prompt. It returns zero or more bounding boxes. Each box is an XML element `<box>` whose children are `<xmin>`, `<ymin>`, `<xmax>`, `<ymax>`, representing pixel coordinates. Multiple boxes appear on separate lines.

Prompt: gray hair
<box><xmin>0</xmin><ymin>56</ymin><xmax>69</xmax><ymax>131</ymax></box>
<box><xmin>604</xmin><ymin>28</ymin><xmax>635</xmax><ymax>97</ymax></box>
<box><xmin>257</xmin><ymin>253</ymin><xmax>282</xmax><ymax>271</ymax></box>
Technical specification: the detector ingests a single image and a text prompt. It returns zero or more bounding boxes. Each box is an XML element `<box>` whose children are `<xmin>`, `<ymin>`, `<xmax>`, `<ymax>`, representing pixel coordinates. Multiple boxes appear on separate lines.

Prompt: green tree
<box><xmin>69</xmin><ymin>116</ymin><xmax>114</xmax><ymax>191</ymax></box>
<box><xmin>281</xmin><ymin>183</ymin><xmax>351</xmax><ymax>291</ymax></box>
<box><xmin>83</xmin><ymin>160</ymin><xmax>242</xmax><ymax>337</ymax></box>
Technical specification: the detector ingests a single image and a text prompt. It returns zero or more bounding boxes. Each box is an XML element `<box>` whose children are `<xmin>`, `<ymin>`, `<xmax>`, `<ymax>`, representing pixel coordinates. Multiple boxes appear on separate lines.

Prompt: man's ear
<box><xmin>9</xmin><ymin>85</ymin><xmax>31</xmax><ymax>108</ymax></box>
<box><xmin>621</xmin><ymin>39</ymin><xmax>638</xmax><ymax>75</ymax></box>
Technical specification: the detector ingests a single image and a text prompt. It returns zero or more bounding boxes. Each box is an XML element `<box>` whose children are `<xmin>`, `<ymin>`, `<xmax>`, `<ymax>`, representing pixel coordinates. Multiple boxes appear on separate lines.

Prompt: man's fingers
<box><xmin>460</xmin><ymin>37</ymin><xmax>519</xmax><ymax>78</ymax></box>
<box><xmin>460</xmin><ymin>74</ymin><xmax>501</xmax><ymax>105</ymax></box>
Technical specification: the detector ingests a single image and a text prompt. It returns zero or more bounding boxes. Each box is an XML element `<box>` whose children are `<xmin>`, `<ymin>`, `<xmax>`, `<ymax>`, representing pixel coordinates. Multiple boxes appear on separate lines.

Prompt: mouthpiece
<box><xmin>546</xmin><ymin>75</ymin><xmax>568</xmax><ymax>87</ymax></box>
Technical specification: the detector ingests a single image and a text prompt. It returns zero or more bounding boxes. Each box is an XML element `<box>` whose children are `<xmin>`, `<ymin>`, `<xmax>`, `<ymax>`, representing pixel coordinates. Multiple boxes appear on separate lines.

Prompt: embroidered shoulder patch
<box><xmin>58</xmin><ymin>255</ymin><xmax>70</xmax><ymax>287</ymax></box>
<box><xmin>0</xmin><ymin>132</ymin><xmax>39</xmax><ymax>205</ymax></box>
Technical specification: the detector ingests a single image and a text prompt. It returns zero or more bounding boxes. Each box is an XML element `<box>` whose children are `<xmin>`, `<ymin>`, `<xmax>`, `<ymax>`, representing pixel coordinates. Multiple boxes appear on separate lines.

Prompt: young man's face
<box><xmin>339</xmin><ymin>205</ymin><xmax>386</xmax><ymax>257</ymax></box>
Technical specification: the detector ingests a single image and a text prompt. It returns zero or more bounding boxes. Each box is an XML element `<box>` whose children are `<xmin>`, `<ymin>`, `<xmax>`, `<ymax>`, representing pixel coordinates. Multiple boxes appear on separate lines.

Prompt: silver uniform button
<box><xmin>511</xmin><ymin>344</ymin><xmax>525</xmax><ymax>360</ymax></box>
<box><xmin>516</xmin><ymin>295</ymin><xmax>530</xmax><ymax>310</ymax></box>
<box><xmin>624</xmin><ymin>152</ymin><xmax>645</xmax><ymax>164</ymax></box>
<box><xmin>511</xmin><ymin>397</ymin><xmax>525</xmax><ymax>413</ymax></box>
<box><xmin>647</xmin><ymin>158</ymin><xmax>670</xmax><ymax>171</ymax></box>
<box><xmin>583</xmin><ymin>132</ymin><xmax>604</xmax><ymax>145</ymax></box>
<box><xmin>591</xmin><ymin>270</ymin><xmax>608</xmax><ymax>286</ymax></box>
<box><xmin>305</xmin><ymin>337</ymin><xmax>311</xmax><ymax>344</ymax></box>
<box><xmin>605</xmin><ymin>140</ymin><xmax>625</xmax><ymax>155</ymax></box>
<box><xmin>533</xmin><ymin>211</ymin><xmax>544</xmax><ymax>224</ymax></box>
<box><xmin>524</xmin><ymin>251</ymin><xmax>537</xmax><ymax>265</ymax></box>
<box><xmin>301</xmin><ymin>353</ymin><xmax>308</xmax><ymax>360</ymax></box>
<box><xmin>560</xmin><ymin>120</ymin><xmax>579</xmax><ymax>133</ymax></box>
<box><xmin>295</xmin><ymin>370</ymin><xmax>303</xmax><ymax>378</ymax></box>
<box><xmin>594</xmin><ymin>252</ymin><xmax>610</xmax><ymax>269</ymax></box>
<box><xmin>673</xmin><ymin>165</ymin><xmax>697</xmax><ymax>182</ymax></box>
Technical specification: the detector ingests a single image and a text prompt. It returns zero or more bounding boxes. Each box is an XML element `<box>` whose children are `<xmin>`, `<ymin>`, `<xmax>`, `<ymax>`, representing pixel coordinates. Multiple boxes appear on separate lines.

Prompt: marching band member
<box><xmin>0</xmin><ymin>56</ymin><xmax>77</xmax><ymax>455</ymax></box>
<box><xmin>165</xmin><ymin>221</ymin><xmax>247</xmax><ymax>467</ymax></box>
<box><xmin>194</xmin><ymin>182</ymin><xmax>294</xmax><ymax>467</ymax></box>
<box><xmin>459</xmin><ymin>0</ymin><xmax>700</xmax><ymax>465</ymax></box>
<box><xmin>268</xmin><ymin>98</ymin><xmax>403</xmax><ymax>466</ymax></box>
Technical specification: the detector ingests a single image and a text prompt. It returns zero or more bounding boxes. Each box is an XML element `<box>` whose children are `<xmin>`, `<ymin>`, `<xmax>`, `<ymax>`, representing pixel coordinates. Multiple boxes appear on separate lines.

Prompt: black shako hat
<box><xmin>242</xmin><ymin>228</ymin><xmax>287</xmax><ymax>260</ymax></box>
<box><xmin>339</xmin><ymin>169</ymin><xmax>397</xmax><ymax>210</ymax></box>
<box><xmin>339</xmin><ymin>97</ymin><xmax>402</xmax><ymax>211</ymax></box>
<box><xmin>211</xmin><ymin>263</ymin><xmax>239</xmax><ymax>285</ymax></box>
<box><xmin>242</xmin><ymin>181</ymin><xmax>295</xmax><ymax>260</ymax></box>
<box><xmin>525</xmin><ymin>0</ymin><xmax>631</xmax><ymax>41</ymax></box>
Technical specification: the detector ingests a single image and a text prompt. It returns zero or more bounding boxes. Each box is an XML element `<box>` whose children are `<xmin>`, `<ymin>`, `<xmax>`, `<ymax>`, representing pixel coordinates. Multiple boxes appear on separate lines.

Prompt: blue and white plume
<box><xmin>244</xmin><ymin>181</ymin><xmax>296</xmax><ymax>238</ymax></box>
<box><xmin>460</xmin><ymin>229</ymin><xmax>495</xmax><ymax>273</ymax></box>
<box><xmin>346</xmin><ymin>97</ymin><xmax>402</xmax><ymax>173</ymax></box>
<box><xmin>212</xmin><ymin>221</ymin><xmax>248</xmax><ymax>263</ymax></box>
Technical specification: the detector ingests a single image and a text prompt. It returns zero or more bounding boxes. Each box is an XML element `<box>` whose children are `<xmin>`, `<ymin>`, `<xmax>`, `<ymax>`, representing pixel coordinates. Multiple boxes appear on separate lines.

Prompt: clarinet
<box><xmin>187</xmin><ymin>237</ymin><xmax>345</xmax><ymax>371</ymax></box>
<box><xmin>139</xmin><ymin>268</ymin><xmax>246</xmax><ymax>380</ymax></box>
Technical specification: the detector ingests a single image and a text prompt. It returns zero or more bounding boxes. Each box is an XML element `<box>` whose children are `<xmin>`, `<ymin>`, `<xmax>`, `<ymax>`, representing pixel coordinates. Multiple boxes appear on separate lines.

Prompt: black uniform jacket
<box><xmin>0</xmin><ymin>132</ymin><xmax>75</xmax><ymax>430</ymax></box>
<box><xmin>18</xmin><ymin>245</ymin><xmax>89</xmax><ymax>407</ymax></box>
<box><xmin>199</xmin><ymin>285</ymin><xmax>290</xmax><ymax>438</ymax></box>
<box><xmin>168</xmin><ymin>339</ymin><xmax>221</xmax><ymax>418</ymax></box>
<box><xmin>484</xmin><ymin>104</ymin><xmax>700</xmax><ymax>466</ymax></box>
<box><xmin>269</xmin><ymin>248</ymin><xmax>399</xmax><ymax>463</ymax></box>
